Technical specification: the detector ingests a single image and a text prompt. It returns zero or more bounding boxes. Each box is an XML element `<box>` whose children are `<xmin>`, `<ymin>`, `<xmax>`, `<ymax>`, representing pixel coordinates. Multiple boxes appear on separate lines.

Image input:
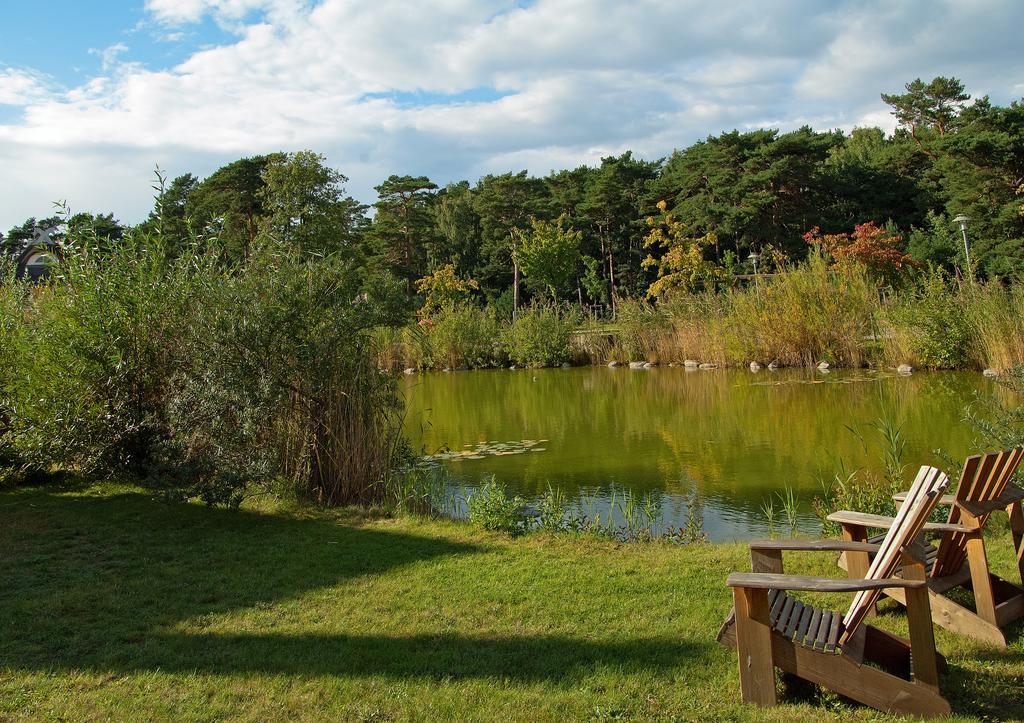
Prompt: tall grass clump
<box><xmin>962</xmin><ymin>281</ymin><xmax>1024</xmax><ymax>371</ymax></box>
<box><xmin>613</xmin><ymin>298</ymin><xmax>670</xmax><ymax>362</ymax></box>
<box><xmin>723</xmin><ymin>254</ymin><xmax>880</xmax><ymax>367</ymax></box>
<box><xmin>505</xmin><ymin>303</ymin><xmax>578</xmax><ymax>367</ymax></box>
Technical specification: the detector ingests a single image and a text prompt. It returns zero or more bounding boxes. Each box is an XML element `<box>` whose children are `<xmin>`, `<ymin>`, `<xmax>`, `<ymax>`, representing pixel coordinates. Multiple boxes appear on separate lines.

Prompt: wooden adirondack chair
<box><xmin>718</xmin><ymin>466</ymin><xmax>951</xmax><ymax>716</ymax></box>
<box><xmin>831</xmin><ymin>447</ymin><xmax>1024</xmax><ymax>648</ymax></box>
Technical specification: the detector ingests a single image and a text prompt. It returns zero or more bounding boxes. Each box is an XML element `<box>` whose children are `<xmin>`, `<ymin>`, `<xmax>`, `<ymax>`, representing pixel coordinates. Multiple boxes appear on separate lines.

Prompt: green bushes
<box><xmin>5</xmin><ymin>235</ymin><xmax>198</xmax><ymax>476</ymax></box>
<box><xmin>467</xmin><ymin>477</ymin><xmax>528</xmax><ymax>534</ymax></box>
<box><xmin>1</xmin><ymin>227</ymin><xmax>408</xmax><ymax>506</ymax></box>
<box><xmin>505</xmin><ymin>303</ymin><xmax>578</xmax><ymax>368</ymax></box>
<box><xmin>885</xmin><ymin>269</ymin><xmax>972</xmax><ymax>368</ymax></box>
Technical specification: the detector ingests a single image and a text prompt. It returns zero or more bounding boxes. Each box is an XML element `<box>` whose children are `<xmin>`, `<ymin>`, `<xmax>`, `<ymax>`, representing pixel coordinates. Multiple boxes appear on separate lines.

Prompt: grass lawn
<box><xmin>2</xmin><ymin>482</ymin><xmax>1023</xmax><ymax>721</ymax></box>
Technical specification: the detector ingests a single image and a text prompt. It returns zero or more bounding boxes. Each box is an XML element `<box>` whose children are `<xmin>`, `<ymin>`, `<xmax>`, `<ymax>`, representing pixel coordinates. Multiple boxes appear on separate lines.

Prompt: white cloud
<box><xmin>2</xmin><ymin>0</ymin><xmax>1023</xmax><ymax>230</ymax></box>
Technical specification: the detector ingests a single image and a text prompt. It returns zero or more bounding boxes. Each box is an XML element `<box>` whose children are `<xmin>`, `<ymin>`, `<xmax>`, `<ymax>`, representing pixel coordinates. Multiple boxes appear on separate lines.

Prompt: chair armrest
<box><xmin>726</xmin><ymin>572</ymin><xmax>926</xmax><ymax>592</ymax></box>
<box><xmin>893</xmin><ymin>491</ymin><xmax>956</xmax><ymax>505</ymax></box>
<box><xmin>957</xmin><ymin>483</ymin><xmax>1024</xmax><ymax>517</ymax></box>
<box><xmin>749</xmin><ymin>539</ymin><xmax>881</xmax><ymax>553</ymax></box>
<box><xmin>826</xmin><ymin>510</ymin><xmax>975</xmax><ymax>534</ymax></box>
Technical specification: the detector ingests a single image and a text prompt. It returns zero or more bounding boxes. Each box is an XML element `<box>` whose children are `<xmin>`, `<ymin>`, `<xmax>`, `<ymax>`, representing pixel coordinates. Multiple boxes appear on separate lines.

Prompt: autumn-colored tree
<box><xmin>414</xmin><ymin>264</ymin><xmax>479</xmax><ymax>316</ymax></box>
<box><xmin>803</xmin><ymin>221</ymin><xmax>915</xmax><ymax>283</ymax></box>
<box><xmin>642</xmin><ymin>201</ymin><xmax>725</xmax><ymax>297</ymax></box>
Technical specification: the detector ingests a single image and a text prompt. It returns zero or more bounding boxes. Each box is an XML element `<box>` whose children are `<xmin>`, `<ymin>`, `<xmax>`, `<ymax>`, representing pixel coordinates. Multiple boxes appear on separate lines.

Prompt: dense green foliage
<box><xmin>0</xmin><ymin>164</ymin><xmax>409</xmax><ymax>504</ymax></box>
<box><xmin>7</xmin><ymin>77</ymin><xmax>1022</xmax><ymax>316</ymax></box>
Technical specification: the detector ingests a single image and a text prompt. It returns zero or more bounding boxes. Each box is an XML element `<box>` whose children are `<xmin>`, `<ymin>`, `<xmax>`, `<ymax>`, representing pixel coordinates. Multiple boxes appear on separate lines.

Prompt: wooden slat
<box><xmin>843</xmin><ymin>466</ymin><xmax>950</xmax><ymax>639</ymax></box>
<box><xmin>733</xmin><ymin>586</ymin><xmax>776</xmax><ymax>705</ymax></box>
<box><xmin>775</xmin><ymin>596</ymin><xmax>796</xmax><ymax>634</ymax></box>
<box><xmin>827</xmin><ymin>510</ymin><xmax>971</xmax><ymax>534</ymax></box>
<box><xmin>815</xmin><ymin>611</ymin><xmax>833</xmax><ymax>650</ymax></box>
<box><xmin>893</xmin><ymin>491</ymin><xmax>956</xmax><ymax>505</ymax></box>
<box><xmin>934</xmin><ymin>449</ymin><xmax>1024</xmax><ymax>578</ymax></box>
<box><xmin>825</xmin><ymin>614</ymin><xmax>842</xmax><ymax>653</ymax></box>
<box><xmin>807</xmin><ymin>607</ymin><xmax>822</xmax><ymax>648</ymax></box>
<box><xmin>726</xmin><ymin>573</ymin><xmax>925</xmax><ymax>592</ymax></box>
<box><xmin>783</xmin><ymin>600</ymin><xmax>804</xmax><ymax>639</ymax></box>
<box><xmin>749</xmin><ymin>539</ymin><xmax>881</xmax><ymax>553</ymax></box>
<box><xmin>796</xmin><ymin>604</ymin><xmax>814</xmax><ymax>644</ymax></box>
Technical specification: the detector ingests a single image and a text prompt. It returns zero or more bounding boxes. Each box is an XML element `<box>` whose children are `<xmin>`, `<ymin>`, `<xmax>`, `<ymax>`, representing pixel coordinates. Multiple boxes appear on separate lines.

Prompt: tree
<box><xmin>369</xmin><ymin>175</ymin><xmax>438</xmax><ymax>296</ymax></box>
<box><xmin>882</xmin><ymin>77</ymin><xmax>971</xmax><ymax>143</ymax></box>
<box><xmin>432</xmin><ymin>181</ymin><xmax>482</xmax><ymax>278</ymax></box>
<box><xmin>414</xmin><ymin>264</ymin><xmax>479</xmax><ymax>316</ymax></box>
<box><xmin>652</xmin><ymin>128</ymin><xmax>839</xmax><ymax>262</ymax></box>
<box><xmin>642</xmin><ymin>201</ymin><xmax>725</xmax><ymax>297</ymax></box>
<box><xmin>803</xmin><ymin>221</ymin><xmax>915</xmax><ymax>284</ymax></box>
<box><xmin>579</xmin><ymin>152</ymin><xmax>658</xmax><ymax>309</ymax></box>
<box><xmin>472</xmin><ymin>172</ymin><xmax>551</xmax><ymax>310</ymax></box>
<box><xmin>142</xmin><ymin>172</ymin><xmax>199</xmax><ymax>248</ymax></box>
<box><xmin>187</xmin><ymin>154</ymin><xmax>283</xmax><ymax>260</ymax></box>
<box><xmin>512</xmin><ymin>215</ymin><xmax>582</xmax><ymax>300</ymax></box>
<box><xmin>258</xmin><ymin>151</ymin><xmax>368</xmax><ymax>257</ymax></box>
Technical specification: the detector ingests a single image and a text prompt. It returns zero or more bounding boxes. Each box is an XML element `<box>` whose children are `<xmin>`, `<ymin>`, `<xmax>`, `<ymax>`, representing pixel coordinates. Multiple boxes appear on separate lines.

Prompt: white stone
<box><xmin>607</xmin><ymin>360</ymin><xmax>621</xmax><ymax>368</ymax></box>
<box><xmin>403</xmin><ymin>367</ymin><xmax>416</xmax><ymax>375</ymax></box>
<box><xmin>629</xmin><ymin>361</ymin><xmax>646</xmax><ymax>369</ymax></box>
<box><xmin>699</xmin><ymin>363</ymin><xmax>716</xmax><ymax>369</ymax></box>
<box><xmin>817</xmin><ymin>361</ymin><xmax>830</xmax><ymax>370</ymax></box>
<box><xmin>897</xmin><ymin>364</ymin><xmax>913</xmax><ymax>375</ymax></box>
<box><xmin>683</xmin><ymin>359</ymin><xmax>699</xmax><ymax>368</ymax></box>
<box><xmin>983</xmin><ymin>368</ymin><xmax>999</xmax><ymax>378</ymax></box>
<box><xmin>749</xmin><ymin>362</ymin><xmax>761</xmax><ymax>371</ymax></box>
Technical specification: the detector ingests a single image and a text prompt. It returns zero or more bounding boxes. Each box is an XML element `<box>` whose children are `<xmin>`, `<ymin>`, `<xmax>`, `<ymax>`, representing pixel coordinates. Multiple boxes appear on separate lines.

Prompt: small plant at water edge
<box><xmin>467</xmin><ymin>477</ymin><xmax>528</xmax><ymax>535</ymax></box>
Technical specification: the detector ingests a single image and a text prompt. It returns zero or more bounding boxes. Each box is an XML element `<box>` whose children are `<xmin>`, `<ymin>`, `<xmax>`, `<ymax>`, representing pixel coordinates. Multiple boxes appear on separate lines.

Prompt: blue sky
<box><xmin>2</xmin><ymin>0</ymin><xmax>1023</xmax><ymax>232</ymax></box>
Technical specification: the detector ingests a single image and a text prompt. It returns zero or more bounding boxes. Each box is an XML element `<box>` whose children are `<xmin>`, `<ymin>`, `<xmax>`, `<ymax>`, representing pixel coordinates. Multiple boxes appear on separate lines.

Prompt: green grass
<box><xmin>2</xmin><ymin>482</ymin><xmax>1023</xmax><ymax>721</ymax></box>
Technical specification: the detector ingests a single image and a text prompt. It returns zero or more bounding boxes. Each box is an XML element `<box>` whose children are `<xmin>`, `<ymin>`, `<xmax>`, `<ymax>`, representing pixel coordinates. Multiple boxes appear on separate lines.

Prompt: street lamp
<box><xmin>952</xmin><ymin>214</ymin><xmax>973</xmax><ymax>282</ymax></box>
<box><xmin>748</xmin><ymin>251</ymin><xmax>761</xmax><ymax>294</ymax></box>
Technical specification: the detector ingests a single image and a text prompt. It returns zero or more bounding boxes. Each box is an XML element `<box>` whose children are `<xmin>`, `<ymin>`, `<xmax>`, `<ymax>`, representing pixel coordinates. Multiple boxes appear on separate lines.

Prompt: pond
<box><xmin>401</xmin><ymin>367</ymin><xmax>994</xmax><ymax>541</ymax></box>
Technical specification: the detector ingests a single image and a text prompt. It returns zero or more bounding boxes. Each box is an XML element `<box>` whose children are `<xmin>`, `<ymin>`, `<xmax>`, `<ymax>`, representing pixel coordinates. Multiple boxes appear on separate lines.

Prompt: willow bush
<box><xmin>3</xmin><ymin>226</ymin><xmax>408</xmax><ymax>506</ymax></box>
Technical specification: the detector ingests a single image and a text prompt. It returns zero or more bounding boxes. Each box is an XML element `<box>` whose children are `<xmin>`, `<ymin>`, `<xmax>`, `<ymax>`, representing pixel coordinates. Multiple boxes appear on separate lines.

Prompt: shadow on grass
<box><xmin>0</xmin><ymin>486</ymin><xmax>708</xmax><ymax>682</ymax></box>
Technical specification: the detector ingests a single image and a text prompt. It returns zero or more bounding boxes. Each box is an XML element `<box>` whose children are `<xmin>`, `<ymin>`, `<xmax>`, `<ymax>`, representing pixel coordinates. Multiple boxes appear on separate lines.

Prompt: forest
<box><xmin>4</xmin><ymin>76</ymin><xmax>1023</xmax><ymax>319</ymax></box>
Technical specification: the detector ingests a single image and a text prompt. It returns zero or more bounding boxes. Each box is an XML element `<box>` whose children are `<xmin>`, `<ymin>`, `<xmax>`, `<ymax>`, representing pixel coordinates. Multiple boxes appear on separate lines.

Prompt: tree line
<box><xmin>4</xmin><ymin>76</ymin><xmax>1022</xmax><ymax>316</ymax></box>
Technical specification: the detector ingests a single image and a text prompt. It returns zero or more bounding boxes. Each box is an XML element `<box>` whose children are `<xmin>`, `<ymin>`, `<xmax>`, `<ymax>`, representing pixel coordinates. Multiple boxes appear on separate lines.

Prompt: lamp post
<box><xmin>952</xmin><ymin>214</ymin><xmax>973</xmax><ymax>282</ymax></box>
<box><xmin>748</xmin><ymin>251</ymin><xmax>761</xmax><ymax>295</ymax></box>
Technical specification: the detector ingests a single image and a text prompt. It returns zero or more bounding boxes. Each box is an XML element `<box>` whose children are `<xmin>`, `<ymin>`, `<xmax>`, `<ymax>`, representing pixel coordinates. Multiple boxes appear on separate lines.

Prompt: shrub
<box><xmin>426</xmin><ymin>302</ymin><xmax>504</xmax><ymax>369</ymax></box>
<box><xmin>0</xmin><ymin>265</ymin><xmax>25</xmax><ymax>479</ymax></box>
<box><xmin>886</xmin><ymin>269</ymin><xmax>972</xmax><ymax>368</ymax></box>
<box><xmin>164</xmin><ymin>242</ymin><xmax>408</xmax><ymax>507</ymax></box>
<box><xmin>467</xmin><ymin>477</ymin><xmax>527</xmax><ymax>534</ymax></box>
<box><xmin>505</xmin><ymin>303</ymin><xmax>577</xmax><ymax>367</ymax></box>
<box><xmin>6</xmin><ymin>231</ymin><xmax>198</xmax><ymax>476</ymax></box>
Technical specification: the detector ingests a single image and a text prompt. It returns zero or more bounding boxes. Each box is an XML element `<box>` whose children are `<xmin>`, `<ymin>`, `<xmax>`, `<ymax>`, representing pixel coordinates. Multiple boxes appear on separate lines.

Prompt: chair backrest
<box><xmin>840</xmin><ymin>465</ymin><xmax>950</xmax><ymax>644</ymax></box>
<box><xmin>932</xmin><ymin>448</ymin><xmax>1024</xmax><ymax>578</ymax></box>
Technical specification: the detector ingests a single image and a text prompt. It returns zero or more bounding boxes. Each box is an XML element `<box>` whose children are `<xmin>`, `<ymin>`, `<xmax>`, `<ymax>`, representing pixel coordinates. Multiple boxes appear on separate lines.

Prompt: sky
<box><xmin>2</xmin><ymin>0</ymin><xmax>1023</xmax><ymax>232</ymax></box>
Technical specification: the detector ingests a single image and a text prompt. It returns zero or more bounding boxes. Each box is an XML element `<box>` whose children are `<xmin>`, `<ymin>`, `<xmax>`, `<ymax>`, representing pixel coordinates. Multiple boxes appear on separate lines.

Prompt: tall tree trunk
<box><xmin>513</xmin><ymin>261</ymin><xmax>520</xmax><ymax>320</ymax></box>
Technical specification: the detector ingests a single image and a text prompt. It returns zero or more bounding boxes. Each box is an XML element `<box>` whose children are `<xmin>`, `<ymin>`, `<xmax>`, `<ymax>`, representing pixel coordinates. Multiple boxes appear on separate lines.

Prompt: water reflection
<box><xmin>402</xmin><ymin>367</ymin><xmax>992</xmax><ymax>541</ymax></box>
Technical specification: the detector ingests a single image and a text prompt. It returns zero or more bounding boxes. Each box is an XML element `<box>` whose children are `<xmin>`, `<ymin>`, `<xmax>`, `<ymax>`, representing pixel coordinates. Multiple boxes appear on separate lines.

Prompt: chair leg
<box><xmin>902</xmin><ymin>554</ymin><xmax>940</xmax><ymax>690</ymax></box>
<box><xmin>966</xmin><ymin>533</ymin><xmax>1000</xmax><ymax>627</ymax></box>
<box><xmin>1009</xmin><ymin>501</ymin><xmax>1024</xmax><ymax>586</ymax></box>
<box><xmin>733</xmin><ymin>586</ymin><xmax>776</xmax><ymax>706</ymax></box>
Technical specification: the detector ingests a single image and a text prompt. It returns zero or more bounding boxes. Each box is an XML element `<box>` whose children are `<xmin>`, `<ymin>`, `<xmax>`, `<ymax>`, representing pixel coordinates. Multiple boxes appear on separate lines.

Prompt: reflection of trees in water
<box><xmin>403</xmin><ymin>369</ymin><xmax>986</xmax><ymax>503</ymax></box>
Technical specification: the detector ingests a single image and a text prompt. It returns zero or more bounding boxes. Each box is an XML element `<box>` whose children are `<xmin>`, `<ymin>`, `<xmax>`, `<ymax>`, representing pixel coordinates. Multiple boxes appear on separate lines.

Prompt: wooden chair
<box><xmin>832</xmin><ymin>447</ymin><xmax>1024</xmax><ymax>647</ymax></box>
<box><xmin>718</xmin><ymin>466</ymin><xmax>951</xmax><ymax>716</ymax></box>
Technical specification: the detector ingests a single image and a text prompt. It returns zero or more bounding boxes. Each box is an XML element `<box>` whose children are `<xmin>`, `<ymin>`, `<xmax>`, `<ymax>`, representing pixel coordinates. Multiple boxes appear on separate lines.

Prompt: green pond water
<box><xmin>401</xmin><ymin>367</ymin><xmax>995</xmax><ymax>541</ymax></box>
